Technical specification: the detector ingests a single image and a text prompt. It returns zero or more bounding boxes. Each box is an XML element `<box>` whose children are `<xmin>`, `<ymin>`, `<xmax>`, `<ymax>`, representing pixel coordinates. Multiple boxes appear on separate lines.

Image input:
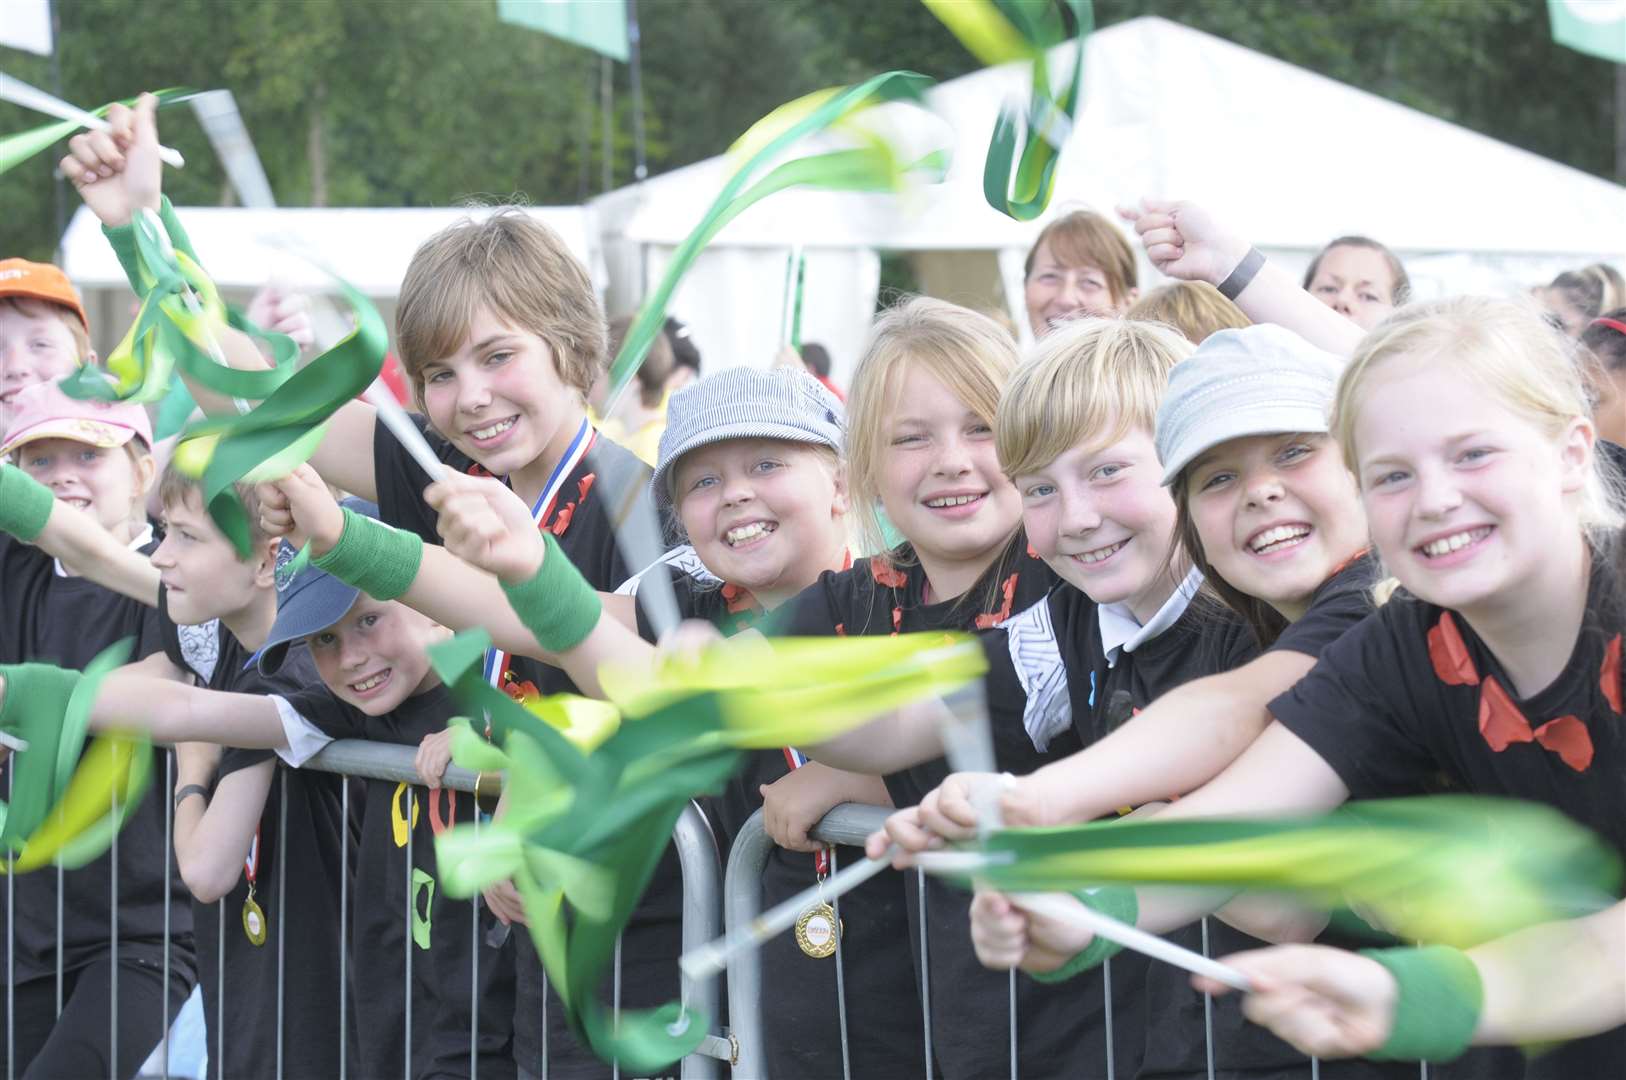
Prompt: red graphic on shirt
<box><xmin>466</xmin><ymin>463</ymin><xmax>496</xmax><ymax>480</ymax></box>
<box><xmin>1427</xmin><ymin>613</ymin><xmax>1479</xmax><ymax>687</ymax></box>
<box><xmin>1601</xmin><ymin>635</ymin><xmax>1622</xmax><ymax>714</ymax></box>
<box><xmin>428</xmin><ymin>786</ymin><xmax>457</xmax><ymax>835</ymax></box>
<box><xmin>974</xmin><ymin>573</ymin><xmax>1019</xmax><ymax>629</ymax></box>
<box><xmin>1435</xmin><ymin>614</ymin><xmax>1595</xmax><ymax>773</ymax></box>
<box><xmin>721</xmin><ymin>582</ymin><xmax>761</xmax><ymax>615</ymax></box>
<box><xmin>1532</xmin><ymin>716</ymin><xmax>1595</xmax><ymax>772</ymax></box>
<box><xmin>870</xmin><ymin>558</ymin><xmax>909</xmax><ymax>588</ymax></box>
<box><xmin>1027</xmin><ymin>542</ymin><xmax>1039</xmax><ymax>560</ymax></box>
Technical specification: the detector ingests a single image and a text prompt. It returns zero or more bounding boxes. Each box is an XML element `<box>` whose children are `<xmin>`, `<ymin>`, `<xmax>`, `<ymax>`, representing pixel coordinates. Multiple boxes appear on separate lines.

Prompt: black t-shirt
<box><xmin>157</xmin><ymin>588</ymin><xmax>355</xmax><ymax>1080</ymax></box>
<box><xmin>282</xmin><ymin>682</ymin><xmax>517</xmax><ymax>1080</ymax></box>
<box><xmin>1267</xmin><ymin>553</ymin><xmax>1380</xmax><ymax>660</ymax></box>
<box><xmin>0</xmin><ymin>533</ymin><xmax>196</xmax><ymax>987</ymax></box>
<box><xmin>771</xmin><ymin>542</ymin><xmax>1108</xmax><ymax>1080</ymax></box>
<box><xmin>628</xmin><ymin>561</ymin><xmax>928</xmax><ymax>1079</ymax></box>
<box><xmin>1270</xmin><ymin>571</ymin><xmax>1626</xmax><ymax>1078</ymax></box>
<box><xmin>373</xmin><ymin>417</ymin><xmax>673</xmax><ymax>1078</ymax></box>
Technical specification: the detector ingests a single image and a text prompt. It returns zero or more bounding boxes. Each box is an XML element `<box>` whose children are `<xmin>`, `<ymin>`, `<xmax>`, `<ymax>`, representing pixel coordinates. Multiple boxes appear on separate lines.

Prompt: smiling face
<box><xmin>1023</xmin><ymin>239</ymin><xmax>1128</xmax><ymax>336</ymax></box>
<box><xmin>1017</xmin><ymin>428</ymin><xmax>1179</xmax><ymax>621</ymax></box>
<box><xmin>16</xmin><ymin>437</ymin><xmax>152</xmax><ymax>542</ymax></box>
<box><xmin>1307</xmin><ymin>245</ymin><xmax>1399</xmax><ymax>330</ymax></box>
<box><xmin>672</xmin><ymin>438</ymin><xmax>849</xmax><ymax>606</ymax></box>
<box><xmin>1185</xmin><ymin>432</ymin><xmax>1367</xmax><ymax>620</ymax></box>
<box><xmin>0</xmin><ymin>304</ymin><xmax>81</xmax><ymax>432</ymax></box>
<box><xmin>418</xmin><ymin>307</ymin><xmax>580</xmax><ymax>484</ymax></box>
<box><xmin>1351</xmin><ymin>363</ymin><xmax>1593</xmax><ymax>616</ymax></box>
<box><xmin>152</xmin><ymin>489</ymin><xmax>269</xmax><ymax>627</ymax></box>
<box><xmin>877</xmin><ymin>364</ymin><xmax>1023</xmax><ymax>589</ymax></box>
<box><xmin>307</xmin><ymin>596</ymin><xmax>448</xmax><ymax>715</ymax></box>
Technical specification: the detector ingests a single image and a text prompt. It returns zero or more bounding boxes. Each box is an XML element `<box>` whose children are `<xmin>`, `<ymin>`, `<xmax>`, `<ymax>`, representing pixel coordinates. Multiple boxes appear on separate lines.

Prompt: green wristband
<box><xmin>311</xmin><ymin>507</ymin><xmax>424</xmax><ymax>602</ymax></box>
<box><xmin>1360</xmin><ymin>945</ymin><xmax>1483</xmax><ymax>1062</ymax></box>
<box><xmin>0</xmin><ymin>464</ymin><xmax>55</xmax><ymax>543</ymax></box>
<box><xmin>1029</xmin><ymin>885</ymin><xmax>1137</xmax><ymax>983</ymax></box>
<box><xmin>500</xmin><ymin>533</ymin><xmax>603</xmax><ymax>654</ymax></box>
<box><xmin>101</xmin><ymin>196</ymin><xmax>202</xmax><ymax>297</ymax></box>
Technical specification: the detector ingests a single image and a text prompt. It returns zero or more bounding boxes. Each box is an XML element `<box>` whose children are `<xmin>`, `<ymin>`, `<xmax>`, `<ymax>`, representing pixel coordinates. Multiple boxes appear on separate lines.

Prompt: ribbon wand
<box><xmin>0</xmin><ymin>74</ymin><xmax>185</xmax><ymax>169</ymax></box>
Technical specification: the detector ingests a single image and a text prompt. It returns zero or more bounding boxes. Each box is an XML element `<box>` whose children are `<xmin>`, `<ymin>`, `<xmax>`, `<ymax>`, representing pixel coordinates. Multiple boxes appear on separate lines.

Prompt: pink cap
<box><xmin>1</xmin><ymin>379</ymin><xmax>154</xmax><ymax>458</ymax></box>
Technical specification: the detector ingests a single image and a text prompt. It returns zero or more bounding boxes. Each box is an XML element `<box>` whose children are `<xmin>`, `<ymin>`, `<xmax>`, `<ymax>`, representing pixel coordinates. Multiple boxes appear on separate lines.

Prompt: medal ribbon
<box><xmin>481</xmin><ymin>418</ymin><xmax>596</xmax><ymax>695</ymax></box>
<box><xmin>244</xmin><ymin>825</ymin><xmax>259</xmax><ymax>888</ymax></box>
<box><xmin>780</xmin><ymin>747</ymin><xmax>829</xmax><ymax>875</ymax></box>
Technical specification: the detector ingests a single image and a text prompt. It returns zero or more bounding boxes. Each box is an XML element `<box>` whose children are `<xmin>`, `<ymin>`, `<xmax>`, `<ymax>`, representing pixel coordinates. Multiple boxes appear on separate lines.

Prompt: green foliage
<box><xmin>2</xmin><ymin>0</ymin><xmax>1617</xmax><ymax>266</ymax></box>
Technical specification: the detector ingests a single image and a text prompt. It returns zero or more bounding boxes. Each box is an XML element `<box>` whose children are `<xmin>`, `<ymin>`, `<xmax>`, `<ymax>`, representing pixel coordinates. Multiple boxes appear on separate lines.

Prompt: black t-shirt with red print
<box><xmin>1271</xmin><ymin>566</ymin><xmax>1626</xmax><ymax>1079</ymax></box>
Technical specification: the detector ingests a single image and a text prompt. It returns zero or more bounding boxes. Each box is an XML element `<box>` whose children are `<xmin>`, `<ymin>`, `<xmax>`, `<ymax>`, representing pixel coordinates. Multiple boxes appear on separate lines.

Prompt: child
<box><xmin>0</xmin><ymin>382</ymin><xmax>195</xmax><ymax>1078</ymax></box>
<box><xmin>0</xmin><ymin>491</ymin><xmax>517</xmax><ymax>1080</ymax></box>
<box><xmin>0</xmin><ymin>259</ymin><xmax>92</xmax><ymax>435</ymax></box>
<box><xmin>266</xmin><ymin>365</ymin><xmax>930</xmax><ymax>1078</ymax></box>
<box><xmin>2</xmin><ymin>455</ymin><xmax>356</xmax><ymax>1079</ymax></box>
<box><xmin>970</xmin><ymin>297</ymin><xmax>1626</xmax><ymax>1077</ymax></box>
<box><xmin>67</xmin><ymin>92</ymin><xmax>656</xmax><ymax>1077</ymax></box>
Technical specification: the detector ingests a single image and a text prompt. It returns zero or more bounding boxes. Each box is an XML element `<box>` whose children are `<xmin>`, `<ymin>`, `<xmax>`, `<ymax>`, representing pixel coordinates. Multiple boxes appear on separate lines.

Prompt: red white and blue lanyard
<box><xmin>480</xmin><ymin>418</ymin><xmax>596</xmax><ymax>692</ymax></box>
<box><xmin>781</xmin><ymin>747</ymin><xmax>830</xmax><ymax>874</ymax></box>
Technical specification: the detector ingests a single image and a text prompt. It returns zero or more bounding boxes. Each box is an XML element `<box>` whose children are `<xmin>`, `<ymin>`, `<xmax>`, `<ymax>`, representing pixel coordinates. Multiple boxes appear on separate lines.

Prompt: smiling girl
<box><xmin>968</xmin><ymin>297</ymin><xmax>1626</xmax><ymax>1077</ymax></box>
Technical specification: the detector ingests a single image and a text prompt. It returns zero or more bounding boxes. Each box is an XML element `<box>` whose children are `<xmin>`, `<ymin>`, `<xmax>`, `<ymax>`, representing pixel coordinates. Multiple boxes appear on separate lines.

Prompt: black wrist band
<box><xmin>174</xmin><ymin>783</ymin><xmax>210</xmax><ymax>808</ymax></box>
<box><xmin>1217</xmin><ymin>246</ymin><xmax>1266</xmax><ymax>300</ymax></box>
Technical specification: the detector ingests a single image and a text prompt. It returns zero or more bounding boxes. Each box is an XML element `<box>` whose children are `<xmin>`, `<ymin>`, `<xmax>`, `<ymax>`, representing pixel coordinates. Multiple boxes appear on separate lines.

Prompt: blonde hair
<box><xmin>1124</xmin><ymin>282</ymin><xmax>1250</xmax><ymax>345</ymax></box>
<box><xmin>1333</xmin><ymin>296</ymin><xmax>1622</xmax><ymax>567</ymax></box>
<box><xmin>395</xmin><ymin>207</ymin><xmax>606</xmax><ymax>406</ymax></box>
<box><xmin>846</xmin><ymin>296</ymin><xmax>1017</xmax><ymax>558</ymax></box>
<box><xmin>997</xmin><ymin>318</ymin><xmax>1193</xmax><ymax>479</ymax></box>
<box><xmin>1025</xmin><ymin>210</ymin><xmax>1139</xmax><ymax>305</ymax></box>
<box><xmin>2</xmin><ymin>297</ymin><xmax>89</xmax><ymax>363</ymax></box>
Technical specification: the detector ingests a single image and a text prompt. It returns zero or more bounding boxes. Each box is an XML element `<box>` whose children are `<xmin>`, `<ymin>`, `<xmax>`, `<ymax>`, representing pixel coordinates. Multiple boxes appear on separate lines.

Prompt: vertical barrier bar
<box><xmin>1007</xmin><ymin>970</ymin><xmax>1017</xmax><ymax>1080</ymax></box>
<box><xmin>404</xmin><ymin>808</ymin><xmax>413</xmax><ymax>1080</ymax></box>
<box><xmin>541</xmin><ymin>968</ymin><xmax>548</xmax><ymax>1080</ymax></box>
<box><xmin>7</xmin><ymin>767</ymin><xmax>14</xmax><ymax>1080</ymax></box>
<box><xmin>339</xmin><ymin>779</ymin><xmax>349</xmax><ymax>1080</ymax></box>
<box><xmin>1201</xmin><ymin>918</ymin><xmax>1215</xmax><ymax>1080</ymax></box>
<box><xmin>54</xmin><ymin>863</ymin><xmax>62</xmax><ymax>1019</ymax></box>
<box><xmin>673</xmin><ymin>802</ymin><xmax>721</xmax><ymax>1080</ymax></box>
<box><xmin>1102</xmin><ymin>957</ymin><xmax>1115</xmax><ymax>1080</ymax></box>
<box><xmin>723</xmin><ymin>811</ymin><xmax>774</xmax><ymax>1078</ymax></box>
<box><xmin>277</xmin><ymin>771</ymin><xmax>288</xmax><ymax>1080</ymax></box>
<box><xmin>611</xmin><ymin>936</ymin><xmax>622</xmax><ymax>1080</ymax></box>
<box><xmin>109</xmin><ymin>784</ymin><xmax>118</xmax><ymax>1080</ymax></box>
<box><xmin>917</xmin><ymin>868</ymin><xmax>931</xmax><ymax>1079</ymax></box>
<box><xmin>828</xmin><ymin>846</ymin><xmax>851</xmax><ymax>1080</ymax></box>
<box><xmin>470</xmin><ymin>806</ymin><xmax>480</xmax><ymax>1080</ymax></box>
<box><xmin>161</xmin><ymin>752</ymin><xmax>172</xmax><ymax>1080</ymax></box>
<box><xmin>216</xmin><ymin>901</ymin><xmax>224</xmax><ymax>1078</ymax></box>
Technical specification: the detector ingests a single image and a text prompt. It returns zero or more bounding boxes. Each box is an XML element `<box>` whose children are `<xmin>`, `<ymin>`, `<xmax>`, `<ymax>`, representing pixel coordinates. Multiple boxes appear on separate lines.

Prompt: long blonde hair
<box><xmin>1332</xmin><ymin>296</ymin><xmax>1623</xmax><ymax>602</ymax></box>
<box><xmin>846</xmin><ymin>296</ymin><xmax>1019</xmax><ymax>559</ymax></box>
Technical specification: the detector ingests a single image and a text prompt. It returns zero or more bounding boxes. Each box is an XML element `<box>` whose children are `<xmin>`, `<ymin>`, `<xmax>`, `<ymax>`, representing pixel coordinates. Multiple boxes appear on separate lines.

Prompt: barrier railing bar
<box><xmin>673</xmin><ymin>801</ymin><xmax>723</xmax><ymax>1080</ymax></box>
<box><xmin>470</xmin><ymin>805</ymin><xmax>480</xmax><ymax>1080</ymax></box>
<box><xmin>1103</xmin><ymin>956</ymin><xmax>1115</xmax><ymax>1080</ymax></box>
<box><xmin>162</xmin><ymin>751</ymin><xmax>173</xmax><ymax>1080</ymax></box>
<box><xmin>303</xmin><ymin>741</ymin><xmax>491</xmax><ymax>794</ymax></box>
<box><xmin>1007</xmin><ymin>970</ymin><xmax>1017</xmax><ymax>1080</ymax></box>
<box><xmin>612</xmin><ymin>935</ymin><xmax>622</xmax><ymax>1080</ymax></box>
<box><xmin>216</xmin><ymin>900</ymin><xmax>224</xmax><ymax>1079</ymax></box>
<box><xmin>828</xmin><ymin>845</ymin><xmax>851</xmax><ymax>1080</ymax></box>
<box><xmin>277</xmin><ymin>769</ymin><xmax>289</xmax><ymax>1080</ymax></box>
<box><xmin>108</xmin><ymin>783</ymin><xmax>118</xmax><ymax>1080</ymax></box>
<box><xmin>54</xmin><ymin>862</ymin><xmax>62</xmax><ymax>1020</ymax></box>
<box><xmin>917</xmin><ymin>867</ymin><xmax>931</xmax><ymax>1078</ymax></box>
<box><xmin>6</xmin><ymin>767</ymin><xmax>13</xmax><ymax>1080</ymax></box>
<box><xmin>338</xmin><ymin>776</ymin><xmax>349</xmax><ymax>1080</ymax></box>
<box><xmin>404</xmin><ymin>801</ymin><xmax>414</xmax><ymax>1080</ymax></box>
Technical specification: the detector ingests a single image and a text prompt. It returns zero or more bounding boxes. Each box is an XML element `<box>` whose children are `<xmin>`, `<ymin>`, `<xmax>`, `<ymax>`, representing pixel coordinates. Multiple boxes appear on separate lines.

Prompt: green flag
<box><xmin>497</xmin><ymin>0</ymin><xmax>628</xmax><ymax>61</ymax></box>
<box><xmin>1549</xmin><ymin>0</ymin><xmax>1626</xmax><ymax>63</ymax></box>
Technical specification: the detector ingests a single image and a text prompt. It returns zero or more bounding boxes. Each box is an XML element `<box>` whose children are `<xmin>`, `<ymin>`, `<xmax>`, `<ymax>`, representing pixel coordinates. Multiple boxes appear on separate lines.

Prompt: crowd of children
<box><xmin>0</xmin><ymin>90</ymin><xmax>1622</xmax><ymax>1080</ymax></box>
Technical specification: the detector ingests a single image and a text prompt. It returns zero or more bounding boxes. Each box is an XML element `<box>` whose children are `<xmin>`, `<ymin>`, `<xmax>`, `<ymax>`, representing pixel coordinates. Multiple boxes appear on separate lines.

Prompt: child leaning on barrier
<box><xmin>0</xmin><ymin>455</ymin><xmax>355</xmax><ymax>1079</ymax></box>
<box><xmin>69</xmin><ymin>92</ymin><xmax>659</xmax><ymax>1079</ymax></box>
<box><xmin>257</xmin><ymin>364</ymin><xmax>931</xmax><ymax>1079</ymax></box>
<box><xmin>0</xmin><ymin>384</ymin><xmax>198</xmax><ymax>1077</ymax></box>
<box><xmin>0</xmin><ymin>472</ymin><xmax>514</xmax><ymax>1080</ymax></box>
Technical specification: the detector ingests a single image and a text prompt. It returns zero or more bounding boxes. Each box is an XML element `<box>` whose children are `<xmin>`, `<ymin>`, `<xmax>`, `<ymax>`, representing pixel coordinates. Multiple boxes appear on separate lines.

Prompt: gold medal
<box><xmin>794</xmin><ymin>901</ymin><xmax>841</xmax><ymax>958</ymax></box>
<box><xmin>242</xmin><ymin>894</ymin><xmax>268</xmax><ymax>947</ymax></box>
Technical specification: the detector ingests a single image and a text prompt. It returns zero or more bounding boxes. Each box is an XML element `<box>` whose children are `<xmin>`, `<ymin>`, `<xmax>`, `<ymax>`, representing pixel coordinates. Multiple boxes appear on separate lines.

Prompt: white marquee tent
<box><xmin>593</xmin><ymin>15</ymin><xmax>1626</xmax><ymax>382</ymax></box>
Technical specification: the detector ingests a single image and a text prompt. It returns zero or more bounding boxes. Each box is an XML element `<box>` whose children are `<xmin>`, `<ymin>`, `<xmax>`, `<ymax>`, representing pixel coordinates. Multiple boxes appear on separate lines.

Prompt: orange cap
<box><xmin>0</xmin><ymin>259</ymin><xmax>89</xmax><ymax>333</ymax></box>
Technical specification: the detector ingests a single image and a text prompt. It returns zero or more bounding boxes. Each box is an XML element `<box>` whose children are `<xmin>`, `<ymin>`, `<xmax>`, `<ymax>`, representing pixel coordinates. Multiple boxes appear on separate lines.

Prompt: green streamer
<box><xmin>924</xmin><ymin>0</ymin><xmax>1092</xmax><ymax>221</ymax></box>
<box><xmin>0</xmin><ymin>89</ymin><xmax>197</xmax><ymax>178</ymax></box>
<box><xmin>410</xmin><ymin>869</ymin><xmax>435</xmax><ymax>949</ymax></box>
<box><xmin>430</xmin><ymin>628</ymin><xmax>985</xmax><ymax>1072</ymax></box>
<box><xmin>604</xmin><ymin>70</ymin><xmax>950</xmax><ymax>412</ymax></box>
<box><xmin>947</xmin><ymin>796</ymin><xmax>1621</xmax><ymax>949</ymax></box>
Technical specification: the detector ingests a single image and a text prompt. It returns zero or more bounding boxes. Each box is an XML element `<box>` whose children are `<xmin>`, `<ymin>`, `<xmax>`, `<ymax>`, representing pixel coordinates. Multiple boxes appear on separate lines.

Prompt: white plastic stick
<box><xmin>0</xmin><ymin>74</ymin><xmax>185</xmax><ymax>168</ymax></box>
<box><xmin>364</xmin><ymin>385</ymin><xmax>444</xmax><ymax>482</ymax></box>
<box><xmin>1010</xmin><ymin>891</ymin><xmax>1254</xmax><ymax>992</ymax></box>
<box><xmin>679</xmin><ymin>844</ymin><xmax>898</xmax><ymax>982</ymax></box>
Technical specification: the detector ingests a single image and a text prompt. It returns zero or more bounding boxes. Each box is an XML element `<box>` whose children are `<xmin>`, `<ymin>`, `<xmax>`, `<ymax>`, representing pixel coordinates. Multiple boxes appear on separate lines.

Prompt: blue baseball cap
<box><xmin>255</xmin><ymin>497</ymin><xmax>378</xmax><ymax>675</ymax></box>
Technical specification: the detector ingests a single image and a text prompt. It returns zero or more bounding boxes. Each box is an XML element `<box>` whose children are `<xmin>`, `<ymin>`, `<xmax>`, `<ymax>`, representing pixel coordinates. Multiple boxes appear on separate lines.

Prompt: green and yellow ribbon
<box><xmin>0</xmin><ymin>643</ymin><xmax>155</xmax><ymax>872</ymax></box>
<box><xmin>946</xmin><ymin>796</ymin><xmax>1621</xmax><ymax>949</ymax></box>
<box><xmin>924</xmin><ymin>0</ymin><xmax>1093</xmax><ymax>220</ymax></box>
<box><xmin>431</xmin><ymin>629</ymin><xmax>984</xmax><ymax>1072</ymax></box>
<box><xmin>603</xmin><ymin>70</ymin><xmax>951</xmax><ymax>413</ymax></box>
<box><xmin>0</xmin><ymin>88</ymin><xmax>196</xmax><ymax>179</ymax></box>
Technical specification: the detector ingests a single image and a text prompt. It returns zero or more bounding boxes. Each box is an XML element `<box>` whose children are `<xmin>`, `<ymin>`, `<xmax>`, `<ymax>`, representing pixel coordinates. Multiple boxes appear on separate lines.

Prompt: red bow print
<box><xmin>974</xmin><ymin>573</ymin><xmax>1020</xmax><ymax>629</ymax></box>
<box><xmin>870</xmin><ymin>557</ymin><xmax>909</xmax><ymax>588</ymax></box>
<box><xmin>1429</xmin><ymin>613</ymin><xmax>1603</xmax><ymax>773</ymax></box>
